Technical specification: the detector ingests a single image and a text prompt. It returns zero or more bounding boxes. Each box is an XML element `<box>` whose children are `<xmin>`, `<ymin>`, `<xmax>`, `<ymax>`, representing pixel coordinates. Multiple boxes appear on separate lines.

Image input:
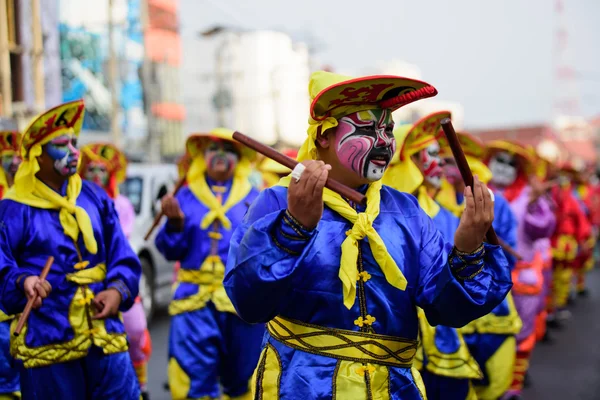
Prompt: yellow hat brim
<box><xmin>486</xmin><ymin>140</ymin><xmax>534</xmax><ymax>173</ymax></box>
<box><xmin>396</xmin><ymin>111</ymin><xmax>451</xmax><ymax>162</ymax></box>
<box><xmin>79</xmin><ymin>143</ymin><xmax>128</xmax><ymax>184</ymax></box>
<box><xmin>186</xmin><ymin>127</ymin><xmax>256</xmax><ymax>161</ymax></box>
<box><xmin>438</xmin><ymin>131</ymin><xmax>486</xmax><ymax>159</ymax></box>
<box><xmin>259</xmin><ymin>157</ymin><xmax>290</xmax><ymax>174</ymax></box>
<box><xmin>0</xmin><ymin>131</ymin><xmax>21</xmax><ymax>156</ymax></box>
<box><xmin>309</xmin><ymin>71</ymin><xmax>438</xmax><ymax>122</ymax></box>
<box><xmin>467</xmin><ymin>156</ymin><xmax>493</xmax><ymax>184</ymax></box>
<box><xmin>21</xmin><ymin>99</ymin><xmax>85</xmax><ymax>156</ymax></box>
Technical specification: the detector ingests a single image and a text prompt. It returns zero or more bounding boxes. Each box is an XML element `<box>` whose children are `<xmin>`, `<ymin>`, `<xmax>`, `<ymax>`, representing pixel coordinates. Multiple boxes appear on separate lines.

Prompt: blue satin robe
<box><xmin>155</xmin><ymin>176</ymin><xmax>265</xmax><ymax>400</ymax></box>
<box><xmin>460</xmin><ymin>191</ymin><xmax>521</xmax><ymax>397</ymax></box>
<box><xmin>0</xmin><ymin>197</ymin><xmax>18</xmax><ymax>398</ymax></box>
<box><xmin>0</xmin><ymin>180</ymin><xmax>141</xmax><ymax>400</ymax></box>
<box><xmin>420</xmin><ymin>206</ymin><xmax>478</xmax><ymax>400</ymax></box>
<box><xmin>225</xmin><ymin>185</ymin><xmax>512</xmax><ymax>399</ymax></box>
<box><xmin>0</xmin><ymin>318</ymin><xmax>18</xmax><ymax>397</ymax></box>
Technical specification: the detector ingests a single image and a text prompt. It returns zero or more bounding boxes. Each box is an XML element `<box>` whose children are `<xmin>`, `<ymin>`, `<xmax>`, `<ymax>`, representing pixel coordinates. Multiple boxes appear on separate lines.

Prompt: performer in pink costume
<box><xmin>485</xmin><ymin>141</ymin><xmax>556</xmax><ymax>400</ymax></box>
<box><xmin>79</xmin><ymin>143</ymin><xmax>152</xmax><ymax>400</ymax></box>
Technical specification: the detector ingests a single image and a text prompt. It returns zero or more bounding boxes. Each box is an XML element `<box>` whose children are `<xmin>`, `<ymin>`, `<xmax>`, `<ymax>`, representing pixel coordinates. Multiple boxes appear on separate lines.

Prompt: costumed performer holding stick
<box><xmin>0</xmin><ymin>100</ymin><xmax>141</xmax><ymax>399</ymax></box>
<box><xmin>156</xmin><ymin>128</ymin><xmax>264</xmax><ymax>400</ymax></box>
<box><xmin>224</xmin><ymin>71</ymin><xmax>512</xmax><ymax>399</ymax></box>
<box><xmin>79</xmin><ymin>143</ymin><xmax>153</xmax><ymax>400</ymax></box>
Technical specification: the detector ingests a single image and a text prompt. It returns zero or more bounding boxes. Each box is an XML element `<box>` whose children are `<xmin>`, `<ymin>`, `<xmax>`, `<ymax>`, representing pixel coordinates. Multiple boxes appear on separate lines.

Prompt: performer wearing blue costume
<box><xmin>224</xmin><ymin>71</ymin><xmax>512</xmax><ymax>399</ymax></box>
<box><xmin>0</xmin><ymin>100</ymin><xmax>141</xmax><ymax>400</ymax></box>
<box><xmin>437</xmin><ymin>132</ymin><xmax>522</xmax><ymax>400</ymax></box>
<box><xmin>384</xmin><ymin>111</ymin><xmax>482</xmax><ymax>400</ymax></box>
<box><xmin>0</xmin><ymin>130</ymin><xmax>22</xmax><ymax>400</ymax></box>
<box><xmin>156</xmin><ymin>128</ymin><xmax>264</xmax><ymax>400</ymax></box>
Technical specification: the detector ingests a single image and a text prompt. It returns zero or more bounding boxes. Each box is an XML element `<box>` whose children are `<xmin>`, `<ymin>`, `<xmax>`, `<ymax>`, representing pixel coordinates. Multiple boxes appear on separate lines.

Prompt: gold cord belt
<box><xmin>267</xmin><ymin>316</ymin><xmax>418</xmax><ymax>368</ymax></box>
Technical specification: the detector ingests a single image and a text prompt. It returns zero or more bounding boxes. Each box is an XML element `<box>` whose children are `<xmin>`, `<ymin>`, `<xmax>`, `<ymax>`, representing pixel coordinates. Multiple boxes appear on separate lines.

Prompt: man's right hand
<box><xmin>23</xmin><ymin>276</ymin><xmax>52</xmax><ymax>309</ymax></box>
<box><xmin>287</xmin><ymin>160</ymin><xmax>331</xmax><ymax>230</ymax></box>
<box><xmin>161</xmin><ymin>194</ymin><xmax>185</xmax><ymax>230</ymax></box>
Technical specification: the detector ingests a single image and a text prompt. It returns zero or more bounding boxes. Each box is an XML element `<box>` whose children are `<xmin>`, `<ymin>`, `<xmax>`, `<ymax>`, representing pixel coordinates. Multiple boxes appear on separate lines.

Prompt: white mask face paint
<box><xmin>418</xmin><ymin>142</ymin><xmax>443</xmax><ymax>189</ymax></box>
<box><xmin>489</xmin><ymin>151</ymin><xmax>517</xmax><ymax>187</ymax></box>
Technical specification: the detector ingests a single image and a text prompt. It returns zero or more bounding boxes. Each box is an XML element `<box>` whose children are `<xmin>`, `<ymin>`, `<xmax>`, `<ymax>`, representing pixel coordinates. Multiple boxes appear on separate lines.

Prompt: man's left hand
<box><xmin>454</xmin><ymin>175</ymin><xmax>494</xmax><ymax>253</ymax></box>
<box><xmin>91</xmin><ymin>288</ymin><xmax>122</xmax><ymax>320</ymax></box>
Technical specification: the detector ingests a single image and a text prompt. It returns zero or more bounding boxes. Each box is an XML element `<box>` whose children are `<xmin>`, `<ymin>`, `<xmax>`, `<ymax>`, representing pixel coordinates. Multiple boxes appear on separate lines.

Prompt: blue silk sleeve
<box><xmin>0</xmin><ymin>201</ymin><xmax>33</xmax><ymax>315</ymax></box>
<box><xmin>100</xmin><ymin>192</ymin><xmax>142</xmax><ymax>312</ymax></box>
<box><xmin>415</xmin><ymin>207</ymin><xmax>512</xmax><ymax>328</ymax></box>
<box><xmin>224</xmin><ymin>188</ymin><xmax>317</xmax><ymax>323</ymax></box>
<box><xmin>492</xmin><ymin>193</ymin><xmax>518</xmax><ymax>269</ymax></box>
<box><xmin>155</xmin><ymin>191</ymin><xmax>192</xmax><ymax>262</ymax></box>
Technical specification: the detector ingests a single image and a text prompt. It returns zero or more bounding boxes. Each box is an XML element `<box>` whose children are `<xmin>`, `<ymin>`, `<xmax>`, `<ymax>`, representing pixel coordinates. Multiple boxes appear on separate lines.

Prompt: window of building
<box><xmin>6</xmin><ymin>0</ymin><xmax>23</xmax><ymax>103</ymax></box>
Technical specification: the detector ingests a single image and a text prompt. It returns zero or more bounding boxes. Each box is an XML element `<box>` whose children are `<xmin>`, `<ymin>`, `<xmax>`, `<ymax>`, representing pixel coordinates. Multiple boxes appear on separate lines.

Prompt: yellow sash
<box><xmin>278</xmin><ymin>176</ymin><xmax>407</xmax><ymax>309</ymax></box>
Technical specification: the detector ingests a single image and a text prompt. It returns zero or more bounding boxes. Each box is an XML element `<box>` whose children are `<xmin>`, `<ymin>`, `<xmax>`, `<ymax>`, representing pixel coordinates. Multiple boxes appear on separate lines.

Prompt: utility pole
<box><xmin>215</xmin><ymin>42</ymin><xmax>226</xmax><ymax>126</ymax></box>
<box><xmin>108</xmin><ymin>0</ymin><xmax>121</xmax><ymax>147</ymax></box>
<box><xmin>140</xmin><ymin>0</ymin><xmax>160</xmax><ymax>163</ymax></box>
<box><xmin>31</xmin><ymin>0</ymin><xmax>44</xmax><ymax>112</ymax></box>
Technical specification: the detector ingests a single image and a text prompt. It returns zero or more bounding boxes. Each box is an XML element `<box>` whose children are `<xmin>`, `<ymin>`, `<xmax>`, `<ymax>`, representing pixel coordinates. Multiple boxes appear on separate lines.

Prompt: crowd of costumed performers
<box><xmin>0</xmin><ymin>71</ymin><xmax>599</xmax><ymax>400</ymax></box>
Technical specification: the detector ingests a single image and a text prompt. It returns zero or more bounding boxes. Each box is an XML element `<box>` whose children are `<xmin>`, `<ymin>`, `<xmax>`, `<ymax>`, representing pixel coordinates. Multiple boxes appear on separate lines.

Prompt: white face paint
<box><xmin>489</xmin><ymin>151</ymin><xmax>517</xmax><ymax>187</ymax></box>
<box><xmin>418</xmin><ymin>142</ymin><xmax>443</xmax><ymax>189</ymax></box>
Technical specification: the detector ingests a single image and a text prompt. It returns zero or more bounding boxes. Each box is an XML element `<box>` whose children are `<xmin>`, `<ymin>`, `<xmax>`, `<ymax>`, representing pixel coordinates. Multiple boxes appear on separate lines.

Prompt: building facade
<box><xmin>182</xmin><ymin>26</ymin><xmax>311</xmax><ymax>148</ymax></box>
<box><xmin>0</xmin><ymin>0</ymin><xmax>61</xmax><ymax>128</ymax></box>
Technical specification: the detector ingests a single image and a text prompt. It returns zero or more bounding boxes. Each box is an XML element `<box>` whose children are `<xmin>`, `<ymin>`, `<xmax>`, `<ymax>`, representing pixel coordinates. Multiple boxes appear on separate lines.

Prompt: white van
<box><xmin>120</xmin><ymin>163</ymin><xmax>179</xmax><ymax>321</ymax></box>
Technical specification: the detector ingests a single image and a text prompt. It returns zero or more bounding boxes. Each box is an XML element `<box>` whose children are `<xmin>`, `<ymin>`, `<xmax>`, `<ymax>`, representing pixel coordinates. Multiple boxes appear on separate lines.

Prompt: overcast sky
<box><xmin>181</xmin><ymin>0</ymin><xmax>600</xmax><ymax>129</ymax></box>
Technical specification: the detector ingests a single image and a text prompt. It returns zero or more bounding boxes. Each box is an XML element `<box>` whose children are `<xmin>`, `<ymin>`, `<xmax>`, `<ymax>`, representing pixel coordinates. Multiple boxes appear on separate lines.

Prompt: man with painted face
<box><xmin>436</xmin><ymin>135</ymin><xmax>522</xmax><ymax>400</ymax></box>
<box><xmin>155</xmin><ymin>128</ymin><xmax>264</xmax><ymax>400</ymax></box>
<box><xmin>0</xmin><ymin>100</ymin><xmax>141</xmax><ymax>399</ymax></box>
<box><xmin>0</xmin><ymin>131</ymin><xmax>22</xmax><ymax>400</ymax></box>
<box><xmin>549</xmin><ymin>161</ymin><xmax>592</xmax><ymax>315</ymax></box>
<box><xmin>383</xmin><ymin>111</ymin><xmax>483</xmax><ymax>400</ymax></box>
<box><xmin>485</xmin><ymin>141</ymin><xmax>556</xmax><ymax>400</ymax></box>
<box><xmin>224</xmin><ymin>71</ymin><xmax>512</xmax><ymax>399</ymax></box>
<box><xmin>79</xmin><ymin>143</ymin><xmax>152</xmax><ymax>400</ymax></box>
<box><xmin>562</xmin><ymin>160</ymin><xmax>595</xmax><ymax>298</ymax></box>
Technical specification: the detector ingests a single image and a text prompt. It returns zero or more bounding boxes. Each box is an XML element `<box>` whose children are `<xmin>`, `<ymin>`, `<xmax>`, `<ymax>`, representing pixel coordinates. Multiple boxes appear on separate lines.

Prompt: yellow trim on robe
<box><xmin>252</xmin><ymin>343</ymin><xmax>282</xmax><ymax>400</ymax></box>
<box><xmin>474</xmin><ymin>336</ymin><xmax>516</xmax><ymax>400</ymax></box>
<box><xmin>169</xmin><ymin>256</ymin><xmax>236</xmax><ymax>315</ymax></box>
<box><xmin>168</xmin><ymin>357</ymin><xmax>215</xmax><ymax>400</ymax></box>
<box><xmin>267</xmin><ymin>316</ymin><xmax>418</xmax><ymax>367</ymax></box>
<box><xmin>10</xmin><ymin>263</ymin><xmax>128</xmax><ymax>368</ymax></box>
<box><xmin>417</xmin><ymin>309</ymin><xmax>482</xmax><ymax>380</ymax></box>
<box><xmin>460</xmin><ymin>292</ymin><xmax>522</xmax><ymax>336</ymax></box>
<box><xmin>0</xmin><ymin>309</ymin><xmax>13</xmax><ymax>323</ymax></box>
<box><xmin>0</xmin><ymin>393</ymin><xmax>21</xmax><ymax>400</ymax></box>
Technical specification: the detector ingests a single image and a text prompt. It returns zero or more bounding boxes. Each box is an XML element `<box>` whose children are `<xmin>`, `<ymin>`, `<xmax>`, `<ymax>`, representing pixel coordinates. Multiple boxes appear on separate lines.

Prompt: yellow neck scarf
<box><xmin>279</xmin><ymin>176</ymin><xmax>407</xmax><ymax>309</ymax></box>
<box><xmin>5</xmin><ymin>174</ymin><xmax>98</xmax><ymax>254</ymax></box>
<box><xmin>417</xmin><ymin>185</ymin><xmax>440</xmax><ymax>218</ymax></box>
<box><xmin>436</xmin><ymin>179</ymin><xmax>465</xmax><ymax>218</ymax></box>
<box><xmin>5</xmin><ymin>136</ymin><xmax>98</xmax><ymax>254</ymax></box>
<box><xmin>187</xmin><ymin>156</ymin><xmax>252</xmax><ymax>230</ymax></box>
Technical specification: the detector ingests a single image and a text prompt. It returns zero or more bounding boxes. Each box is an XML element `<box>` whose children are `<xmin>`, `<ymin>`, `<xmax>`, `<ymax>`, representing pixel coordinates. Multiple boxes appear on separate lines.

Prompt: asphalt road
<box><xmin>147</xmin><ymin>269</ymin><xmax>600</xmax><ymax>400</ymax></box>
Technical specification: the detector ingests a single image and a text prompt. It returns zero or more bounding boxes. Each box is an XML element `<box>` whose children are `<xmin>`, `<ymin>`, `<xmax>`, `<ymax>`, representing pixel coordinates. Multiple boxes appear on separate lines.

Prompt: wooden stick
<box><xmin>14</xmin><ymin>256</ymin><xmax>54</xmax><ymax>336</ymax></box>
<box><xmin>233</xmin><ymin>131</ymin><xmax>367</xmax><ymax>205</ymax></box>
<box><xmin>440</xmin><ymin>118</ymin><xmax>500</xmax><ymax>245</ymax></box>
<box><xmin>144</xmin><ymin>175</ymin><xmax>187</xmax><ymax>241</ymax></box>
<box><xmin>497</xmin><ymin>237</ymin><xmax>523</xmax><ymax>261</ymax></box>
